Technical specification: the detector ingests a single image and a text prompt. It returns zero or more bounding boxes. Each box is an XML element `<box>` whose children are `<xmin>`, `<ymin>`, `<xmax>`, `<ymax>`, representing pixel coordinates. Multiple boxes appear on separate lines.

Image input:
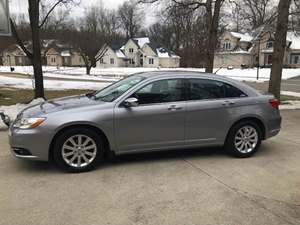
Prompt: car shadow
<box><xmin>14</xmin><ymin>143</ymin><xmax>274</xmax><ymax>173</ymax></box>
<box><xmin>13</xmin><ymin>146</ymin><xmax>226</xmax><ymax>173</ymax></box>
<box><xmin>99</xmin><ymin>146</ymin><xmax>227</xmax><ymax>169</ymax></box>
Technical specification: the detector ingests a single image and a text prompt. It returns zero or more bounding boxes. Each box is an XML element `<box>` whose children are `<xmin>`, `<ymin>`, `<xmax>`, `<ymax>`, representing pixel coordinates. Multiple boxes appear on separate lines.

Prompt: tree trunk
<box><xmin>205</xmin><ymin>0</ymin><xmax>223</xmax><ymax>73</ymax></box>
<box><xmin>86</xmin><ymin>65</ymin><xmax>91</xmax><ymax>75</ymax></box>
<box><xmin>205</xmin><ymin>27</ymin><xmax>217</xmax><ymax>73</ymax></box>
<box><xmin>268</xmin><ymin>0</ymin><xmax>291</xmax><ymax>100</ymax></box>
<box><xmin>28</xmin><ymin>0</ymin><xmax>44</xmax><ymax>99</ymax></box>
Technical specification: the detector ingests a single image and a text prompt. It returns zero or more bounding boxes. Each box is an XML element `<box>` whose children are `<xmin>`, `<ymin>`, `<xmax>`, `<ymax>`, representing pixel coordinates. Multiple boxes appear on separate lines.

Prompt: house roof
<box><xmin>287</xmin><ymin>32</ymin><xmax>300</xmax><ymax>50</ymax></box>
<box><xmin>231</xmin><ymin>46</ymin><xmax>251</xmax><ymax>54</ymax></box>
<box><xmin>110</xmin><ymin>37</ymin><xmax>180</xmax><ymax>59</ymax></box>
<box><xmin>132</xmin><ymin>37</ymin><xmax>150</xmax><ymax>48</ymax></box>
<box><xmin>230</xmin><ymin>32</ymin><xmax>253</xmax><ymax>42</ymax></box>
<box><xmin>107</xmin><ymin>43</ymin><xmax>126</xmax><ymax>58</ymax></box>
<box><xmin>3</xmin><ymin>39</ymin><xmax>78</xmax><ymax>56</ymax></box>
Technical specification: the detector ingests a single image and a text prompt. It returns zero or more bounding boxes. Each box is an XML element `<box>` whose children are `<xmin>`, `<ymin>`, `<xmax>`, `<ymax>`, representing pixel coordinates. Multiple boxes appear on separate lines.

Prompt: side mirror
<box><xmin>123</xmin><ymin>97</ymin><xmax>139</xmax><ymax>108</ymax></box>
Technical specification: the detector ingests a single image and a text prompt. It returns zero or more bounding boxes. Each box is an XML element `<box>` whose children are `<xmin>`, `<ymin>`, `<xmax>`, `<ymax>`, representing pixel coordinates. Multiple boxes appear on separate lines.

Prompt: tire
<box><xmin>225</xmin><ymin>121</ymin><xmax>262</xmax><ymax>158</ymax></box>
<box><xmin>53</xmin><ymin>128</ymin><xmax>104</xmax><ymax>172</ymax></box>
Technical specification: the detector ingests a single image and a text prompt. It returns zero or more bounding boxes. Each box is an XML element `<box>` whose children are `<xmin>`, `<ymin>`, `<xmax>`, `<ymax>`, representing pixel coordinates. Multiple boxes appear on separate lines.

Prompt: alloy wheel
<box><xmin>61</xmin><ymin>135</ymin><xmax>98</xmax><ymax>168</ymax></box>
<box><xmin>234</xmin><ymin>125</ymin><xmax>258</xmax><ymax>153</ymax></box>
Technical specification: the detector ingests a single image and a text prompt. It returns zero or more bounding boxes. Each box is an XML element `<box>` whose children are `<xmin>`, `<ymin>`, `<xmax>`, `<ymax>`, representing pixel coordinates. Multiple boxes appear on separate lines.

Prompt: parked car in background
<box><xmin>9</xmin><ymin>71</ymin><xmax>281</xmax><ymax>172</ymax></box>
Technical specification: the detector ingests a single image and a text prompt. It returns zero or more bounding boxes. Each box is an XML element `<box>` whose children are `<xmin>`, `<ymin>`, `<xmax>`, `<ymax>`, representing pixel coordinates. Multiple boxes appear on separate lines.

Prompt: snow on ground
<box><xmin>281</xmin><ymin>91</ymin><xmax>300</xmax><ymax>98</ymax></box>
<box><xmin>1</xmin><ymin>66</ymin><xmax>300</xmax><ymax>83</ymax></box>
<box><xmin>0</xmin><ymin>66</ymin><xmax>300</xmax><ymax>90</ymax></box>
<box><xmin>0</xmin><ymin>75</ymin><xmax>110</xmax><ymax>90</ymax></box>
<box><xmin>280</xmin><ymin>101</ymin><xmax>300</xmax><ymax>110</ymax></box>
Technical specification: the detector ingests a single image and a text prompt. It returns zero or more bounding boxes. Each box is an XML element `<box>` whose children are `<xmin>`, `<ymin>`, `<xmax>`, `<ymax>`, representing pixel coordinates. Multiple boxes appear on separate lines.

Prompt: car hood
<box><xmin>20</xmin><ymin>95</ymin><xmax>105</xmax><ymax>117</ymax></box>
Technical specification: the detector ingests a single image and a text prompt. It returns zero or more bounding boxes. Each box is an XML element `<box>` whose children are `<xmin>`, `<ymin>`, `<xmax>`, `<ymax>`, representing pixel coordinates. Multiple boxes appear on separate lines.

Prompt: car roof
<box><xmin>132</xmin><ymin>70</ymin><xmax>260</xmax><ymax>97</ymax></box>
<box><xmin>135</xmin><ymin>70</ymin><xmax>229</xmax><ymax>81</ymax></box>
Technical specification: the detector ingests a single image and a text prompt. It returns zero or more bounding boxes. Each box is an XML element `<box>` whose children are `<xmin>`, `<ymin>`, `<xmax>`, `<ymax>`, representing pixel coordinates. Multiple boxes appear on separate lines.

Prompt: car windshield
<box><xmin>93</xmin><ymin>75</ymin><xmax>145</xmax><ymax>102</ymax></box>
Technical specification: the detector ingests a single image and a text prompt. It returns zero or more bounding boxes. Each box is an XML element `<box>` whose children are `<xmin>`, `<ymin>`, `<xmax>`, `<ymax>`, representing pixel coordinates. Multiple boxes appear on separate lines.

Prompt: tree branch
<box><xmin>9</xmin><ymin>18</ymin><xmax>33</xmax><ymax>59</ymax></box>
<box><xmin>39</xmin><ymin>0</ymin><xmax>64</xmax><ymax>28</ymax></box>
<box><xmin>95</xmin><ymin>44</ymin><xmax>108</xmax><ymax>61</ymax></box>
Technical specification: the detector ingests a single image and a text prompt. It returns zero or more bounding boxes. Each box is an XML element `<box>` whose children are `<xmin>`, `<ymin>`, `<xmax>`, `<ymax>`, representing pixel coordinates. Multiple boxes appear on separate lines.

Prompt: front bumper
<box><xmin>9</xmin><ymin>127</ymin><xmax>52</xmax><ymax>161</ymax></box>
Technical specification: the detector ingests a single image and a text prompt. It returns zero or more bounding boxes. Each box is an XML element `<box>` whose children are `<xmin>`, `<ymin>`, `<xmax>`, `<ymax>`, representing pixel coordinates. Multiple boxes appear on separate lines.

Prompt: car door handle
<box><xmin>168</xmin><ymin>105</ymin><xmax>182</xmax><ymax>111</ymax></box>
<box><xmin>222</xmin><ymin>100</ymin><xmax>235</xmax><ymax>106</ymax></box>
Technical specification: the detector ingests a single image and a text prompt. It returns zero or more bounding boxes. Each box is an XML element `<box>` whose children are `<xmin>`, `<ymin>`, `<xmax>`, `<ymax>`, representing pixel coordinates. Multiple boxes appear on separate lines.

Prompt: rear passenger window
<box><xmin>188</xmin><ymin>79</ymin><xmax>247</xmax><ymax>100</ymax></box>
<box><xmin>224</xmin><ymin>83</ymin><xmax>247</xmax><ymax>98</ymax></box>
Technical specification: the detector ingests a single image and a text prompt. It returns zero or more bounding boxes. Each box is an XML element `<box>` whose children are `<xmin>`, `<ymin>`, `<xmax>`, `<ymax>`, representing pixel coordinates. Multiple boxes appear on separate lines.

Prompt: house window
<box><xmin>51</xmin><ymin>57</ymin><xmax>56</xmax><ymax>63</ymax></box>
<box><xmin>266</xmin><ymin>41</ymin><xmax>273</xmax><ymax>49</ymax></box>
<box><xmin>129</xmin><ymin>58</ymin><xmax>134</xmax><ymax>64</ymax></box>
<box><xmin>291</xmin><ymin>55</ymin><xmax>300</xmax><ymax>64</ymax></box>
<box><xmin>149</xmin><ymin>58</ymin><xmax>154</xmax><ymax>64</ymax></box>
<box><xmin>110</xmin><ymin>58</ymin><xmax>114</xmax><ymax>64</ymax></box>
<box><xmin>223</xmin><ymin>40</ymin><xmax>231</xmax><ymax>50</ymax></box>
<box><xmin>100</xmin><ymin>58</ymin><xmax>104</xmax><ymax>64</ymax></box>
<box><xmin>129</xmin><ymin>48</ymin><xmax>134</xmax><ymax>53</ymax></box>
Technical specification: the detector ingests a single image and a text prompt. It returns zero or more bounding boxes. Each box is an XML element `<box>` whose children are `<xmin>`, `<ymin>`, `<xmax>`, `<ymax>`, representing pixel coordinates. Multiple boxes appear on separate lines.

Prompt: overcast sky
<box><xmin>8</xmin><ymin>0</ymin><xmax>158</xmax><ymax>26</ymax></box>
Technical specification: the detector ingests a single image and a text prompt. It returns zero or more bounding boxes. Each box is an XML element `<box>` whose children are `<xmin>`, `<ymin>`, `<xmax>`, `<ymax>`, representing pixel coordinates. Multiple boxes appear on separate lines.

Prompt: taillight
<box><xmin>269</xmin><ymin>99</ymin><xmax>280</xmax><ymax>109</ymax></box>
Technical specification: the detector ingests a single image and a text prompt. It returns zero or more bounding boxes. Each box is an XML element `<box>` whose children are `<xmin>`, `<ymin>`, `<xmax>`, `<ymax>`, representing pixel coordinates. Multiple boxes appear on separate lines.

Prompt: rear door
<box><xmin>185</xmin><ymin>78</ymin><xmax>248</xmax><ymax>146</ymax></box>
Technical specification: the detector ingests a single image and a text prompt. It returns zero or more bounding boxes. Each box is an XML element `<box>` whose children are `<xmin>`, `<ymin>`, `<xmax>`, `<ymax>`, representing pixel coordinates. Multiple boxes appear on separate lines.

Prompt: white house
<box><xmin>214</xmin><ymin>31</ymin><xmax>254</xmax><ymax>68</ymax></box>
<box><xmin>214</xmin><ymin>27</ymin><xmax>300</xmax><ymax>68</ymax></box>
<box><xmin>96</xmin><ymin>37</ymin><xmax>180</xmax><ymax>68</ymax></box>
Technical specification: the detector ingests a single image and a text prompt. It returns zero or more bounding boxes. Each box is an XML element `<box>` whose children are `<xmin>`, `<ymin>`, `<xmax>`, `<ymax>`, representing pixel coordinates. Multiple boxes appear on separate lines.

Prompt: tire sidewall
<box><xmin>226</xmin><ymin>121</ymin><xmax>262</xmax><ymax>158</ymax></box>
<box><xmin>53</xmin><ymin>128</ymin><xmax>104</xmax><ymax>172</ymax></box>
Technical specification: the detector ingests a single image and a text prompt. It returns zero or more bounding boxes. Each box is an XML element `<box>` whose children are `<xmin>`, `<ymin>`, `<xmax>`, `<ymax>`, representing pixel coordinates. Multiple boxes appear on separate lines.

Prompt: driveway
<box><xmin>0</xmin><ymin>110</ymin><xmax>300</xmax><ymax>225</ymax></box>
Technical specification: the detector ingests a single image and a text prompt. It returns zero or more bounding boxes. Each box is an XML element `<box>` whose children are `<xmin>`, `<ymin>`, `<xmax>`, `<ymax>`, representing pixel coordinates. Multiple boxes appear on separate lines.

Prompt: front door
<box><xmin>114</xmin><ymin>78</ymin><xmax>186</xmax><ymax>152</ymax></box>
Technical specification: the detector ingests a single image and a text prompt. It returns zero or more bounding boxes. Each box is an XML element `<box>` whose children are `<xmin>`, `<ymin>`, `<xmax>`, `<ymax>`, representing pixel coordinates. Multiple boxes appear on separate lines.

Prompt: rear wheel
<box><xmin>53</xmin><ymin>128</ymin><xmax>104</xmax><ymax>172</ymax></box>
<box><xmin>225</xmin><ymin>121</ymin><xmax>262</xmax><ymax>158</ymax></box>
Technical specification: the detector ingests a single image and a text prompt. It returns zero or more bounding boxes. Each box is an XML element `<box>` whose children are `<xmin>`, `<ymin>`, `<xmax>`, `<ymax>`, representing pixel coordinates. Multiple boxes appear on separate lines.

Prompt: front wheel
<box><xmin>53</xmin><ymin>128</ymin><xmax>104</xmax><ymax>172</ymax></box>
<box><xmin>225</xmin><ymin>121</ymin><xmax>262</xmax><ymax>158</ymax></box>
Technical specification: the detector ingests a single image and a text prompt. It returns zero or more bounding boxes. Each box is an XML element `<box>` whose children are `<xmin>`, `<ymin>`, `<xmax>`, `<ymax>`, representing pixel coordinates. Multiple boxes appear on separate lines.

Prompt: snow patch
<box><xmin>280</xmin><ymin>101</ymin><xmax>300</xmax><ymax>110</ymax></box>
<box><xmin>0</xmin><ymin>98</ymin><xmax>45</xmax><ymax>129</ymax></box>
<box><xmin>287</xmin><ymin>32</ymin><xmax>300</xmax><ymax>50</ymax></box>
<box><xmin>0</xmin><ymin>66</ymin><xmax>300</xmax><ymax>89</ymax></box>
<box><xmin>230</xmin><ymin>32</ymin><xmax>253</xmax><ymax>42</ymax></box>
<box><xmin>133</xmin><ymin>37</ymin><xmax>150</xmax><ymax>48</ymax></box>
<box><xmin>281</xmin><ymin>91</ymin><xmax>300</xmax><ymax>98</ymax></box>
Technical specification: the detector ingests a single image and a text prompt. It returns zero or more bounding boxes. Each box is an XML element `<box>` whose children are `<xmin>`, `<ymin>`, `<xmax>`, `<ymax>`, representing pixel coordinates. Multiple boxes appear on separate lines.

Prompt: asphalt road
<box><xmin>0</xmin><ymin>110</ymin><xmax>300</xmax><ymax>225</ymax></box>
<box><xmin>1</xmin><ymin>72</ymin><xmax>300</xmax><ymax>93</ymax></box>
<box><xmin>246</xmin><ymin>75</ymin><xmax>300</xmax><ymax>93</ymax></box>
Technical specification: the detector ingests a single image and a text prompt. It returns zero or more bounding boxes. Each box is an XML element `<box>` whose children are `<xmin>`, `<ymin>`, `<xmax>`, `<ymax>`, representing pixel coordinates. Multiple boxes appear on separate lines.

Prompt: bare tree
<box><xmin>118</xmin><ymin>0</ymin><xmax>145</xmax><ymax>39</ymax></box>
<box><xmin>268</xmin><ymin>0</ymin><xmax>292</xmax><ymax>100</ymax></box>
<box><xmin>142</xmin><ymin>0</ymin><xmax>224</xmax><ymax>72</ymax></box>
<box><xmin>10</xmin><ymin>0</ymin><xmax>77</xmax><ymax>99</ymax></box>
<box><xmin>68</xmin><ymin>6</ymin><xmax>121</xmax><ymax>75</ymax></box>
<box><xmin>240</xmin><ymin>0</ymin><xmax>277</xmax><ymax>29</ymax></box>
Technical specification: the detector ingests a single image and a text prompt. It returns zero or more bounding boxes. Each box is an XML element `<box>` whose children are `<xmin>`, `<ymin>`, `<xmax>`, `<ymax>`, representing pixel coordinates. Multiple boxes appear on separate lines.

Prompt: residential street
<box><xmin>0</xmin><ymin>110</ymin><xmax>299</xmax><ymax>225</ymax></box>
<box><xmin>247</xmin><ymin>75</ymin><xmax>300</xmax><ymax>93</ymax></box>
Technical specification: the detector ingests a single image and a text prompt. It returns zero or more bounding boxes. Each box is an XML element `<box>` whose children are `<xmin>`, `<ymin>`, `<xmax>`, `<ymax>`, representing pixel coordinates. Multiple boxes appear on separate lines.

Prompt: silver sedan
<box><xmin>9</xmin><ymin>71</ymin><xmax>281</xmax><ymax>172</ymax></box>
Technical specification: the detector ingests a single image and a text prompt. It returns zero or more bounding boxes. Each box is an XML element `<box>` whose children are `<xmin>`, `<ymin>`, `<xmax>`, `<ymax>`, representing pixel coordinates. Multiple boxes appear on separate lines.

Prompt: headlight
<box><xmin>13</xmin><ymin>117</ymin><xmax>46</xmax><ymax>129</ymax></box>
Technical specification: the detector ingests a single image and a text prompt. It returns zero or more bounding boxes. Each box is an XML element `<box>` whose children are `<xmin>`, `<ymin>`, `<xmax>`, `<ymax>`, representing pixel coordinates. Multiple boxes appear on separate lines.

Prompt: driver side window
<box><xmin>132</xmin><ymin>79</ymin><xmax>185</xmax><ymax>105</ymax></box>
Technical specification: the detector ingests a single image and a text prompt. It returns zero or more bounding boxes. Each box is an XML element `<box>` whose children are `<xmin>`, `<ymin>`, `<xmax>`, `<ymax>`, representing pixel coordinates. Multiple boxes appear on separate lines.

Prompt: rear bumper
<box><xmin>265</xmin><ymin>116</ymin><xmax>282</xmax><ymax>139</ymax></box>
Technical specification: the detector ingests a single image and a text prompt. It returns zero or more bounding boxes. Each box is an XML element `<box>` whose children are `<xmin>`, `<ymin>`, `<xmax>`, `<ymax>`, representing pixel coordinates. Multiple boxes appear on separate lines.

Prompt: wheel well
<box><xmin>228</xmin><ymin>117</ymin><xmax>266</xmax><ymax>140</ymax></box>
<box><xmin>48</xmin><ymin>124</ymin><xmax>110</xmax><ymax>162</ymax></box>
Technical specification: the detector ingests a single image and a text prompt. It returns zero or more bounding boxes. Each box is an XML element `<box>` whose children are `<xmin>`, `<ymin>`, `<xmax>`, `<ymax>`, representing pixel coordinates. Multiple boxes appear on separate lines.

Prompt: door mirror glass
<box><xmin>123</xmin><ymin>97</ymin><xmax>139</xmax><ymax>107</ymax></box>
